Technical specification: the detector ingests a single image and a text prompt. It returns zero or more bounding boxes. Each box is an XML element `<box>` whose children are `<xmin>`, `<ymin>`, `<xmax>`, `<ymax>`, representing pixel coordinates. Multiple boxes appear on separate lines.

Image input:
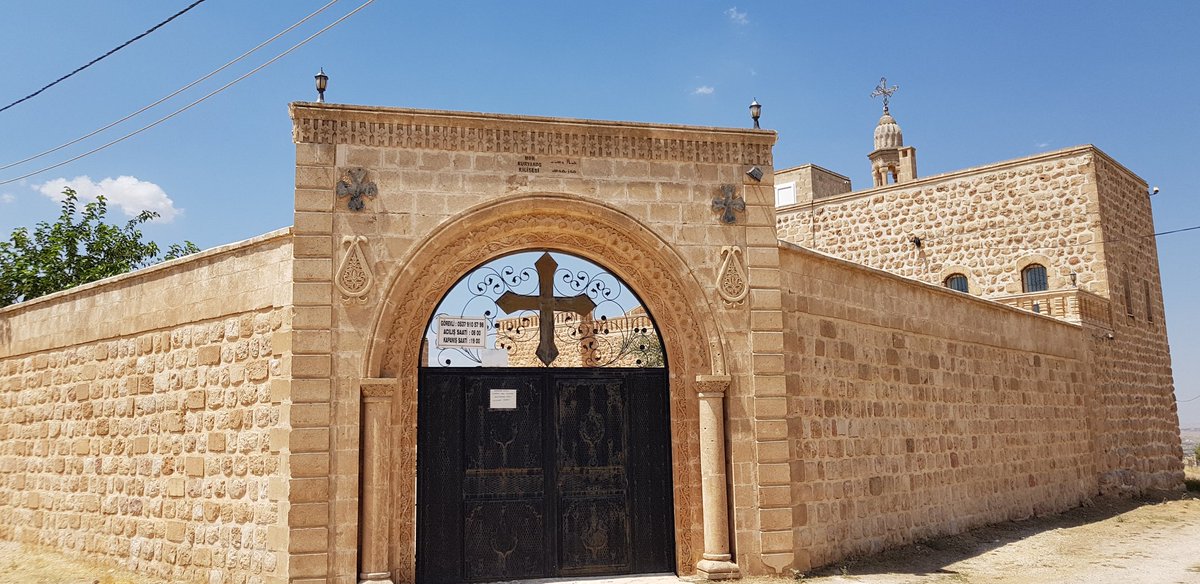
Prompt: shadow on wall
<box><xmin>801</xmin><ymin>496</ymin><xmax>1170</xmax><ymax>578</ymax></box>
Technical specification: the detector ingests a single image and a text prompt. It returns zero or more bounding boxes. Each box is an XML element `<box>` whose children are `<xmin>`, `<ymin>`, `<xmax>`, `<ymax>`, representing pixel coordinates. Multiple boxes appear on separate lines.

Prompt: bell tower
<box><xmin>868</xmin><ymin>77</ymin><xmax>918</xmax><ymax>187</ymax></box>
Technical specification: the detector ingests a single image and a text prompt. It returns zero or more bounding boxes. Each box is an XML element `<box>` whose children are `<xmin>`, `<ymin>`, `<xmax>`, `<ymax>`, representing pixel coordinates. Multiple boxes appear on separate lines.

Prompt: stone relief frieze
<box><xmin>293</xmin><ymin>116</ymin><xmax>773</xmax><ymax>166</ymax></box>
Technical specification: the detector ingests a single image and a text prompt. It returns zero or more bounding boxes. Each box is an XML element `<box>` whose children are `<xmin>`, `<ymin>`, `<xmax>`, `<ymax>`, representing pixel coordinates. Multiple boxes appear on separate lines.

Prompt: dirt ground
<box><xmin>798</xmin><ymin>489</ymin><xmax>1200</xmax><ymax>584</ymax></box>
<box><xmin>0</xmin><ymin>487</ymin><xmax>1197</xmax><ymax>584</ymax></box>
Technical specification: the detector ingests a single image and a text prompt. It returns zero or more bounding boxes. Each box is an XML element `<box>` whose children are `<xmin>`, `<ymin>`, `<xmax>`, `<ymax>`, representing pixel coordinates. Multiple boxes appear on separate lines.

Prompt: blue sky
<box><xmin>1</xmin><ymin>1</ymin><xmax>1197</xmax><ymax>425</ymax></box>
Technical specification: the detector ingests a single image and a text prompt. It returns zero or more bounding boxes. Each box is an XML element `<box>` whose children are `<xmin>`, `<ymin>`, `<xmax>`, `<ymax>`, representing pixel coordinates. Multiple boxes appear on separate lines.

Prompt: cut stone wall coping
<box><xmin>0</xmin><ymin>226</ymin><xmax>293</xmax><ymax>316</ymax></box>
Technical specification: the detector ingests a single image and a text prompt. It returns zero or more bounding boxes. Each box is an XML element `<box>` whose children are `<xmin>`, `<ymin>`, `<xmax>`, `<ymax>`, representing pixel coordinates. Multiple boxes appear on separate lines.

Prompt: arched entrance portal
<box><xmin>416</xmin><ymin>250</ymin><xmax>675</xmax><ymax>583</ymax></box>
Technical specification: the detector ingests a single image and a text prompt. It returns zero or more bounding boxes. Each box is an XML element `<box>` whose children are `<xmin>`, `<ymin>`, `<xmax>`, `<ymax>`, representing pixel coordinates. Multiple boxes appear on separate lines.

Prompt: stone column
<box><xmin>359</xmin><ymin>379</ymin><xmax>395</xmax><ymax>584</ymax></box>
<box><xmin>695</xmin><ymin>374</ymin><xmax>741</xmax><ymax>580</ymax></box>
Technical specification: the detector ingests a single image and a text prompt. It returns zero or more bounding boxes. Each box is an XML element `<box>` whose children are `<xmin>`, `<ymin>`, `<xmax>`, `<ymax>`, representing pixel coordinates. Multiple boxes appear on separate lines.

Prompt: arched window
<box><xmin>943</xmin><ymin>273</ymin><xmax>969</xmax><ymax>293</ymax></box>
<box><xmin>1022</xmin><ymin>264</ymin><xmax>1048</xmax><ymax>293</ymax></box>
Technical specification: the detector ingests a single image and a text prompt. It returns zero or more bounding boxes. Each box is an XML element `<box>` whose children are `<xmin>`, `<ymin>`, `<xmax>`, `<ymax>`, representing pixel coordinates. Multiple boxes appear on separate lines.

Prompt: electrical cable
<box><xmin>0</xmin><ymin>0</ymin><xmax>208</xmax><ymax>114</ymax></box>
<box><xmin>0</xmin><ymin>0</ymin><xmax>376</xmax><ymax>187</ymax></box>
<box><xmin>0</xmin><ymin>0</ymin><xmax>341</xmax><ymax>172</ymax></box>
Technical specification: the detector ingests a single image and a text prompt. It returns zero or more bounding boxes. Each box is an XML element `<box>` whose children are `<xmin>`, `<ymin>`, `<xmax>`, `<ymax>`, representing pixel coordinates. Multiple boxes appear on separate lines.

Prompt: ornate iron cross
<box><xmin>336</xmin><ymin>167</ymin><xmax>378</xmax><ymax>211</ymax></box>
<box><xmin>712</xmin><ymin>184</ymin><xmax>745</xmax><ymax>224</ymax></box>
<box><xmin>496</xmin><ymin>253</ymin><xmax>596</xmax><ymax>366</ymax></box>
<box><xmin>870</xmin><ymin>76</ymin><xmax>899</xmax><ymax>111</ymax></box>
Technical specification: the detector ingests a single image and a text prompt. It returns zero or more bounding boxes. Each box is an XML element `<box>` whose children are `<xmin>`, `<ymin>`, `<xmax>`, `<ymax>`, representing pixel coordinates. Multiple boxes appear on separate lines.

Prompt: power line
<box><xmin>0</xmin><ymin>0</ymin><xmax>341</xmax><ymax>172</ymax></box>
<box><xmin>1179</xmin><ymin>394</ymin><xmax>1200</xmax><ymax>403</ymax></box>
<box><xmin>0</xmin><ymin>0</ymin><xmax>376</xmax><ymax>187</ymax></box>
<box><xmin>0</xmin><ymin>0</ymin><xmax>208</xmax><ymax>114</ymax></box>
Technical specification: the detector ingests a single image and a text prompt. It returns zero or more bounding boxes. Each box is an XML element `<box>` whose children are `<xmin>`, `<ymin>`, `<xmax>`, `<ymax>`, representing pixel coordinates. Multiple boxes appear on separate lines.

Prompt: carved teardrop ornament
<box><xmin>335</xmin><ymin>236</ymin><xmax>374</xmax><ymax>303</ymax></box>
<box><xmin>716</xmin><ymin>246</ymin><xmax>749</xmax><ymax>305</ymax></box>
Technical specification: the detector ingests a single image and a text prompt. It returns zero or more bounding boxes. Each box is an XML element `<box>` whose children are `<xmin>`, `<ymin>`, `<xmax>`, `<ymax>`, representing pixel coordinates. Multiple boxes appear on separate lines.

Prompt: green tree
<box><xmin>0</xmin><ymin>188</ymin><xmax>199</xmax><ymax>307</ymax></box>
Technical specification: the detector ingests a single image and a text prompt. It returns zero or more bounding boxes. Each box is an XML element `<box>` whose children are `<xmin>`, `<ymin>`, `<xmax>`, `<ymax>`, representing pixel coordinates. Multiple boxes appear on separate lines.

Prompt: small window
<box><xmin>775</xmin><ymin>182</ymin><xmax>796</xmax><ymax>206</ymax></box>
<box><xmin>1144</xmin><ymin>280</ymin><xmax>1154</xmax><ymax>323</ymax></box>
<box><xmin>1022</xmin><ymin>264</ymin><xmax>1048</xmax><ymax>293</ymax></box>
<box><xmin>1124</xmin><ymin>273</ymin><xmax>1134</xmax><ymax>317</ymax></box>
<box><xmin>943</xmin><ymin>273</ymin><xmax>969</xmax><ymax>293</ymax></box>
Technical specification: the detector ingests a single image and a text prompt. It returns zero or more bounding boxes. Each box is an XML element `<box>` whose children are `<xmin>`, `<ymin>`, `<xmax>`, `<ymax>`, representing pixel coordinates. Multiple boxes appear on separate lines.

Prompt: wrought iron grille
<box><xmin>425</xmin><ymin>251</ymin><xmax>664</xmax><ymax>368</ymax></box>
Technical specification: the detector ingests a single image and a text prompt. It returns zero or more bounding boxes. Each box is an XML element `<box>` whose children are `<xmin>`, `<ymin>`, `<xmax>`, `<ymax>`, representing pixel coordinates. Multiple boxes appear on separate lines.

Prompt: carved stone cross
<box><xmin>712</xmin><ymin>184</ymin><xmax>745</xmax><ymax>224</ymax></box>
<box><xmin>496</xmin><ymin>253</ymin><xmax>596</xmax><ymax>366</ymax></box>
<box><xmin>336</xmin><ymin>167</ymin><xmax>378</xmax><ymax>211</ymax></box>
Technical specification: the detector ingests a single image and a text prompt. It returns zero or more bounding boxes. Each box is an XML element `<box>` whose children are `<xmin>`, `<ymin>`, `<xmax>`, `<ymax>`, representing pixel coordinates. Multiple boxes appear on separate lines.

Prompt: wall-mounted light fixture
<box><xmin>746</xmin><ymin>166</ymin><xmax>764</xmax><ymax>182</ymax></box>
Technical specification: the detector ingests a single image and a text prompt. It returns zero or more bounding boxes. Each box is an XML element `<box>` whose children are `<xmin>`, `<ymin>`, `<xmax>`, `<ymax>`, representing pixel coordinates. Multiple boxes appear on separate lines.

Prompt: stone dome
<box><xmin>873</xmin><ymin>107</ymin><xmax>904</xmax><ymax>150</ymax></box>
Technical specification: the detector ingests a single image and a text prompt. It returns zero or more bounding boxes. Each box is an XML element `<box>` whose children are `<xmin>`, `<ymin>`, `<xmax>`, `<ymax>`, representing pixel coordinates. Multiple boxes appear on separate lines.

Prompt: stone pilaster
<box><xmin>358</xmin><ymin>379</ymin><xmax>395</xmax><ymax>584</ymax></box>
<box><xmin>695</xmin><ymin>375</ymin><xmax>741</xmax><ymax>580</ymax></box>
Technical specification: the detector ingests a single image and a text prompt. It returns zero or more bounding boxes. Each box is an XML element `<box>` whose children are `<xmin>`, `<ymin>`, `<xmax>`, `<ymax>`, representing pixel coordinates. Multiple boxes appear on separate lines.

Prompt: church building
<box><xmin>0</xmin><ymin>93</ymin><xmax>1183</xmax><ymax>584</ymax></box>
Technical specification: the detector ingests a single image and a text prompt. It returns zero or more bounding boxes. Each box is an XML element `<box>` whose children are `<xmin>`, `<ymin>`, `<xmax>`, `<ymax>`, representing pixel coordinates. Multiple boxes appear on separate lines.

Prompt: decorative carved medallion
<box><xmin>715</xmin><ymin>246</ymin><xmax>749</xmax><ymax>306</ymax></box>
<box><xmin>335</xmin><ymin>236</ymin><xmax>374</xmax><ymax>302</ymax></box>
<box><xmin>336</xmin><ymin>167</ymin><xmax>378</xmax><ymax>211</ymax></box>
<box><xmin>711</xmin><ymin>184</ymin><xmax>745</xmax><ymax>224</ymax></box>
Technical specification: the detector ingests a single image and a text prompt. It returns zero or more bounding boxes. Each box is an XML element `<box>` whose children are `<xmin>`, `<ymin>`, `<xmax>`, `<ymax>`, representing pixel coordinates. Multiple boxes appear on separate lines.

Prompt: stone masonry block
<box><xmin>289</xmin><ymin>503</ymin><xmax>329</xmax><ymax>528</ymax></box>
<box><xmin>288</xmin><ymin>552</ymin><xmax>329</xmax><ymax>578</ymax></box>
<box><xmin>291</xmin><ymin>453</ymin><xmax>330</xmax><ymax>478</ymax></box>
<box><xmin>290</xmin><ymin>379</ymin><xmax>331</xmax><ymax>403</ymax></box>
<box><xmin>293</xmin><ymin>282</ymin><xmax>332</xmax><ymax>306</ymax></box>
<box><xmin>271</xmin><ymin>332</ymin><xmax>292</xmax><ymax>356</ymax></box>
<box><xmin>166</xmin><ymin>520</ymin><xmax>186</xmax><ymax>543</ymax></box>
<box><xmin>185</xmin><ymin>390</ymin><xmax>206</xmax><ymax>410</ymax></box>
<box><xmin>291</xmin><ymin>403</ymin><xmax>331</xmax><ymax>428</ymax></box>
<box><xmin>754</xmin><ymin>397</ymin><xmax>788</xmax><ymax>419</ymax></box>
<box><xmin>293</xmin><ymin>258</ymin><xmax>333</xmax><ymax>282</ymax></box>
<box><xmin>290</xmin><ymin>478</ymin><xmax>329</xmax><ymax>504</ymax></box>
<box><xmin>293</xmin><ymin>235</ymin><xmax>333</xmax><ymax>258</ymax></box>
<box><xmin>295</xmin><ymin>188</ymin><xmax>334</xmax><ymax>212</ymax></box>
<box><xmin>292</xmin><ymin>331</ymin><xmax>332</xmax><ymax>354</ymax></box>
<box><xmin>208</xmin><ymin>432</ymin><xmax>226</xmax><ymax>452</ymax></box>
<box><xmin>291</xmin><ymin>354</ymin><xmax>331</xmax><ymax>378</ymax></box>
<box><xmin>197</xmin><ymin>345</ymin><xmax>221</xmax><ymax>366</ymax></box>
<box><xmin>185</xmin><ymin>456</ymin><xmax>205</xmax><ymax>477</ymax></box>
<box><xmin>294</xmin><ymin>212</ymin><xmax>333</xmax><ymax>235</ymax></box>
<box><xmin>295</xmin><ymin>166</ymin><xmax>336</xmax><ymax>190</ymax></box>
<box><xmin>290</xmin><ymin>427</ymin><xmax>330</xmax><ymax>453</ymax></box>
<box><xmin>289</xmin><ymin>527</ymin><xmax>329</xmax><ymax>554</ymax></box>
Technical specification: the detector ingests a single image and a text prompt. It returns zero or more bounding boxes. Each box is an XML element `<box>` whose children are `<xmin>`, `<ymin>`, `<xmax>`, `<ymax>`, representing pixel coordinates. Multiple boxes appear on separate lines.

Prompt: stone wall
<box><xmin>774</xmin><ymin>164</ymin><xmax>852</xmax><ymax>206</ymax></box>
<box><xmin>1088</xmin><ymin>156</ymin><xmax>1183</xmax><ymax>491</ymax></box>
<box><xmin>779</xmin><ymin>243</ymin><xmax>1096</xmax><ymax>571</ymax></box>
<box><xmin>777</xmin><ymin>147</ymin><xmax>1104</xmax><ymax>297</ymax></box>
<box><xmin>0</xmin><ymin>230</ymin><xmax>294</xmax><ymax>584</ymax></box>
<box><xmin>775</xmin><ymin>145</ymin><xmax>1182</xmax><ymax>495</ymax></box>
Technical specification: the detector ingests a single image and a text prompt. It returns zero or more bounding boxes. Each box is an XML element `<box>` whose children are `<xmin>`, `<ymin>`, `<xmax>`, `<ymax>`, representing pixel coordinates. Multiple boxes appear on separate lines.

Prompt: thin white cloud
<box><xmin>726</xmin><ymin>7</ymin><xmax>748</xmax><ymax>25</ymax></box>
<box><xmin>34</xmin><ymin>175</ymin><xmax>181</xmax><ymax>222</ymax></box>
<box><xmin>693</xmin><ymin>85</ymin><xmax>715</xmax><ymax>96</ymax></box>
<box><xmin>0</xmin><ymin>193</ymin><xmax>14</xmax><ymax>204</ymax></box>
<box><xmin>1035</xmin><ymin>142</ymin><xmax>1050</xmax><ymax>149</ymax></box>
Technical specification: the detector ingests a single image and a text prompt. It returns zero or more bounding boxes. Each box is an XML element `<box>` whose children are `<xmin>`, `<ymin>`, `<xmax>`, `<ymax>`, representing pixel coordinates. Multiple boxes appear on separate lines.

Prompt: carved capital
<box><xmin>360</xmin><ymin>378</ymin><xmax>396</xmax><ymax>400</ymax></box>
<box><xmin>695</xmin><ymin>374</ymin><xmax>732</xmax><ymax>396</ymax></box>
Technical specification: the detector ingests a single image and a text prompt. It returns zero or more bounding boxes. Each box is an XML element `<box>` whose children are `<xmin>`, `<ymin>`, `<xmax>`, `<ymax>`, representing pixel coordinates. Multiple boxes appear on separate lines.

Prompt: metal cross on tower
<box><xmin>712</xmin><ymin>184</ymin><xmax>745</xmax><ymax>224</ymax></box>
<box><xmin>870</xmin><ymin>76</ymin><xmax>899</xmax><ymax>111</ymax></box>
<box><xmin>496</xmin><ymin>253</ymin><xmax>597</xmax><ymax>366</ymax></box>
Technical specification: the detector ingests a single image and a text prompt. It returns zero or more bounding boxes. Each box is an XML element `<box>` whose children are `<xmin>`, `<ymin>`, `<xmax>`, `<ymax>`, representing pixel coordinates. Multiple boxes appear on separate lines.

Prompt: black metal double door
<box><xmin>416</xmin><ymin>367</ymin><xmax>675</xmax><ymax>583</ymax></box>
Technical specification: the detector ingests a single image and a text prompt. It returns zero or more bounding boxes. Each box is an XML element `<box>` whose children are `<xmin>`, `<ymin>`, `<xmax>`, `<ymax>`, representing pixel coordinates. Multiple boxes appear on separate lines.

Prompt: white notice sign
<box><xmin>489</xmin><ymin>389</ymin><xmax>517</xmax><ymax>410</ymax></box>
<box><xmin>436</xmin><ymin>316</ymin><xmax>487</xmax><ymax>349</ymax></box>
